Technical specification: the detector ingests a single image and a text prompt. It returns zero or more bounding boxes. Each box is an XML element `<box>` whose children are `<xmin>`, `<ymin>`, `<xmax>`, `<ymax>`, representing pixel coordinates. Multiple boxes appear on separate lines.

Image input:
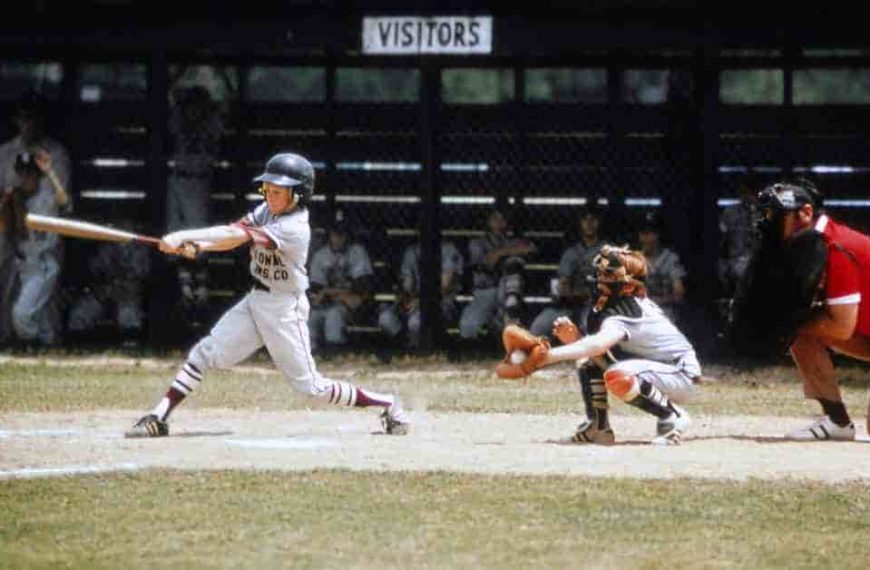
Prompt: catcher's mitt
<box><xmin>495</xmin><ymin>325</ymin><xmax>550</xmax><ymax>379</ymax></box>
<box><xmin>728</xmin><ymin>228</ymin><xmax>828</xmax><ymax>358</ymax></box>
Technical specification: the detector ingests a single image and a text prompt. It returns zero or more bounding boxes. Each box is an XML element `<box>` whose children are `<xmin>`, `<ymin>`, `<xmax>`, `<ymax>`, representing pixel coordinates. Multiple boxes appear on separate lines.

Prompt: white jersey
<box><xmin>596</xmin><ymin>296</ymin><xmax>702</xmax><ymax>378</ymax></box>
<box><xmin>242</xmin><ymin>203</ymin><xmax>310</xmax><ymax>294</ymax></box>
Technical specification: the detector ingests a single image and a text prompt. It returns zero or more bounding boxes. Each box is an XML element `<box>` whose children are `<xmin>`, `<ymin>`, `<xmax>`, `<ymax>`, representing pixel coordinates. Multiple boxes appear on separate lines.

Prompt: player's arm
<box><xmin>800</xmin><ymin>247</ymin><xmax>861</xmax><ymax>341</ymax></box>
<box><xmin>160</xmin><ymin>225</ymin><xmax>251</xmax><ymax>256</ymax></box>
<box><xmin>541</xmin><ymin>325</ymin><xmax>625</xmax><ymax>367</ymax></box>
<box><xmin>799</xmin><ymin>302</ymin><xmax>858</xmax><ymax>341</ymax></box>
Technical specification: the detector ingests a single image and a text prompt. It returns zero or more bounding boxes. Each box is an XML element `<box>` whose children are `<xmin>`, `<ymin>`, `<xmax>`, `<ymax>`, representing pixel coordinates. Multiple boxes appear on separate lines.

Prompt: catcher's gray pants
<box><xmin>12</xmin><ymin>252</ymin><xmax>61</xmax><ymax>344</ymax></box>
<box><xmin>606</xmin><ymin>359</ymin><xmax>698</xmax><ymax>404</ymax></box>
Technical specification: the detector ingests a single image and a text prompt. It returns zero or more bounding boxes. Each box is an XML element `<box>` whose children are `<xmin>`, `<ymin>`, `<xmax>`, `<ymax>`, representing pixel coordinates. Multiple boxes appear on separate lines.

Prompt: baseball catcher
<box><xmin>495</xmin><ymin>244</ymin><xmax>703</xmax><ymax>445</ymax></box>
<box><xmin>732</xmin><ymin>180</ymin><xmax>870</xmax><ymax>440</ymax></box>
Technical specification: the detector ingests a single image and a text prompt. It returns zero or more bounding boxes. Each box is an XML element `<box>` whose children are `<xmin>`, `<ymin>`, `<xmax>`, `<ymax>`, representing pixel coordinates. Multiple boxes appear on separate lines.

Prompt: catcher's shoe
<box><xmin>571</xmin><ymin>419</ymin><xmax>616</xmax><ymax>445</ymax></box>
<box><xmin>651</xmin><ymin>406</ymin><xmax>691</xmax><ymax>446</ymax></box>
<box><xmin>380</xmin><ymin>400</ymin><xmax>410</xmax><ymax>435</ymax></box>
<box><xmin>124</xmin><ymin>414</ymin><xmax>169</xmax><ymax>438</ymax></box>
<box><xmin>785</xmin><ymin>416</ymin><xmax>855</xmax><ymax>442</ymax></box>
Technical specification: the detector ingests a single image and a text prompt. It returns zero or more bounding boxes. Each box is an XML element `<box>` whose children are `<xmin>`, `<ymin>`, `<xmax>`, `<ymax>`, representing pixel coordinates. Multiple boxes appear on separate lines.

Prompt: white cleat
<box><xmin>785</xmin><ymin>416</ymin><xmax>855</xmax><ymax>442</ymax></box>
<box><xmin>652</xmin><ymin>406</ymin><xmax>691</xmax><ymax>446</ymax></box>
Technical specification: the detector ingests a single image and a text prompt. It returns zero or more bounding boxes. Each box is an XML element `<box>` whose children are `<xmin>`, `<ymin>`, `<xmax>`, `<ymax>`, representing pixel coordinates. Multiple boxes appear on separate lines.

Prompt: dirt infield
<box><xmin>1</xmin><ymin>409</ymin><xmax>868</xmax><ymax>483</ymax></box>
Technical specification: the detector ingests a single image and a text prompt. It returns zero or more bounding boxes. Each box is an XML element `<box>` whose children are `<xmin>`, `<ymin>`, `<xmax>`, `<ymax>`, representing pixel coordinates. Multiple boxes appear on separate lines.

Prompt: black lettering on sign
<box><xmin>275</xmin><ymin>269</ymin><xmax>289</xmax><ymax>281</ymax></box>
<box><xmin>378</xmin><ymin>21</ymin><xmax>391</xmax><ymax>46</ymax></box>
<box><xmin>272</xmin><ymin>253</ymin><xmax>285</xmax><ymax>267</ymax></box>
<box><xmin>437</xmin><ymin>22</ymin><xmax>451</xmax><ymax>46</ymax></box>
<box><xmin>454</xmin><ymin>21</ymin><xmax>466</xmax><ymax>46</ymax></box>
<box><xmin>401</xmin><ymin>21</ymin><xmax>414</xmax><ymax>46</ymax></box>
<box><xmin>425</xmin><ymin>21</ymin><xmax>437</xmax><ymax>47</ymax></box>
<box><xmin>417</xmin><ymin>21</ymin><xmax>423</xmax><ymax>49</ymax></box>
<box><xmin>469</xmin><ymin>21</ymin><xmax>480</xmax><ymax>46</ymax></box>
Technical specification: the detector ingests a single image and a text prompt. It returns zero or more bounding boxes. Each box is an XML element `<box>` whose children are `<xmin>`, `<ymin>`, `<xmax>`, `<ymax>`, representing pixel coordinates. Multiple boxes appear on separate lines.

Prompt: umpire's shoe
<box><xmin>124</xmin><ymin>414</ymin><xmax>169</xmax><ymax>438</ymax></box>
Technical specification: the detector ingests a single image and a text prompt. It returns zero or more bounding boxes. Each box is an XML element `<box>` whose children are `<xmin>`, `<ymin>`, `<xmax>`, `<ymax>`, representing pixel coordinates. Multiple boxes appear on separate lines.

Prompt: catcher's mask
<box><xmin>591</xmin><ymin>245</ymin><xmax>648</xmax><ymax>310</ymax></box>
<box><xmin>756</xmin><ymin>180</ymin><xmax>823</xmax><ymax>243</ymax></box>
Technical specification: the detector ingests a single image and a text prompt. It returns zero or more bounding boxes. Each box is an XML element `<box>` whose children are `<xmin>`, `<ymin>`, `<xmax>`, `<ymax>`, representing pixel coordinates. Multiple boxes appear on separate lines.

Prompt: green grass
<box><xmin>1</xmin><ymin>470</ymin><xmax>868</xmax><ymax>570</ymax></box>
<box><xmin>0</xmin><ymin>355</ymin><xmax>867</xmax><ymax>418</ymax></box>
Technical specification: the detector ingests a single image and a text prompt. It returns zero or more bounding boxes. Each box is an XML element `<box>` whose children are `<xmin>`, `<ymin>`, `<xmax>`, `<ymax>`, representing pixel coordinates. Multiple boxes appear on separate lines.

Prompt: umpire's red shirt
<box><xmin>815</xmin><ymin>214</ymin><xmax>870</xmax><ymax>336</ymax></box>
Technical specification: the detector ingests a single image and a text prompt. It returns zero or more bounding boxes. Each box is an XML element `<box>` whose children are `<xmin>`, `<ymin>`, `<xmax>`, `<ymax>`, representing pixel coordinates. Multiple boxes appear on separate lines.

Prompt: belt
<box><xmin>252</xmin><ymin>280</ymin><xmax>270</xmax><ymax>292</ymax></box>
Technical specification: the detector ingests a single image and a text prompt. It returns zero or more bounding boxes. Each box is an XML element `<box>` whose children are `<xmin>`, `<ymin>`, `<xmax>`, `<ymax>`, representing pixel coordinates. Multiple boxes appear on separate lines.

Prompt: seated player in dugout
<box><xmin>529</xmin><ymin>205</ymin><xmax>605</xmax><ymax>339</ymax></box>
<box><xmin>124</xmin><ymin>152</ymin><xmax>409</xmax><ymax>438</ymax></box>
<box><xmin>307</xmin><ymin>213</ymin><xmax>376</xmax><ymax>354</ymax></box>
<box><xmin>754</xmin><ymin>180</ymin><xmax>870</xmax><ymax>440</ymax></box>
<box><xmin>495</xmin><ymin>245</ymin><xmax>702</xmax><ymax>446</ymax></box>
<box><xmin>459</xmin><ymin>208</ymin><xmax>537</xmax><ymax>341</ymax></box>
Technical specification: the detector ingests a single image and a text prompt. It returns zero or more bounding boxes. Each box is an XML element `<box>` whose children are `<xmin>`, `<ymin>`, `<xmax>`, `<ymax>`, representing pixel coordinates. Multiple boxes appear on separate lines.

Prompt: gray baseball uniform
<box><xmin>0</xmin><ymin>137</ymin><xmax>71</xmax><ymax>344</ymax></box>
<box><xmin>460</xmin><ymin>232</ymin><xmax>528</xmax><ymax>339</ymax></box>
<box><xmin>307</xmin><ymin>240</ymin><xmax>374</xmax><ymax>349</ymax></box>
<box><xmin>378</xmin><ymin>241</ymin><xmax>464</xmax><ymax>346</ymax></box>
<box><xmin>593</xmin><ymin>296</ymin><xmax>701</xmax><ymax>403</ymax></box>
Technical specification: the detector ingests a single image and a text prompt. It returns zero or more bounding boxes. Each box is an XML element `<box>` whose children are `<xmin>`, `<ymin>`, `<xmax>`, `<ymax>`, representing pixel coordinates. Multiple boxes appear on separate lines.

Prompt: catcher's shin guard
<box><xmin>605</xmin><ymin>370</ymin><xmax>676</xmax><ymax>420</ymax></box>
<box><xmin>577</xmin><ymin>364</ymin><xmax>609</xmax><ymax>425</ymax></box>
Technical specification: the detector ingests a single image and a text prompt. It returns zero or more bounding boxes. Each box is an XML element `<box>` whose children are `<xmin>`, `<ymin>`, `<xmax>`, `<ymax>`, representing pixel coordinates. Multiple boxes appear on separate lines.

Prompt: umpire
<box><xmin>744</xmin><ymin>180</ymin><xmax>870</xmax><ymax>440</ymax></box>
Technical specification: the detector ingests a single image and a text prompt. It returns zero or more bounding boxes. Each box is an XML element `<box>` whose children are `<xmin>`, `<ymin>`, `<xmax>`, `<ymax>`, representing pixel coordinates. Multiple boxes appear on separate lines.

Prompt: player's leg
<box><xmin>571</xmin><ymin>361</ymin><xmax>614</xmax><ymax>445</ymax></box>
<box><xmin>406</xmin><ymin>307</ymin><xmax>422</xmax><ymax>348</ymax></box>
<box><xmin>254</xmin><ymin>293</ymin><xmax>409</xmax><ymax>434</ymax></box>
<box><xmin>459</xmin><ymin>287</ymin><xmax>497</xmax><ymax>339</ymax></box>
<box><xmin>604</xmin><ymin>359</ymin><xmax>696</xmax><ymax>445</ymax></box>
<box><xmin>830</xmin><ymin>334</ymin><xmax>870</xmax><ymax>437</ymax></box>
<box><xmin>323</xmin><ymin>303</ymin><xmax>348</xmax><ymax>349</ymax></box>
<box><xmin>125</xmin><ymin>295</ymin><xmax>264</xmax><ymax>438</ymax></box>
<box><xmin>11</xmin><ymin>254</ymin><xmax>60</xmax><ymax>345</ymax></box>
<box><xmin>529</xmin><ymin>306</ymin><xmax>563</xmax><ymax>338</ymax></box>
<box><xmin>787</xmin><ymin>333</ymin><xmax>855</xmax><ymax>440</ymax></box>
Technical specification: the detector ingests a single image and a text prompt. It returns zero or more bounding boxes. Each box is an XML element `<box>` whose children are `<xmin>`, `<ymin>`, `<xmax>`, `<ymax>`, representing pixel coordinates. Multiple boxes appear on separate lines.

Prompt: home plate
<box><xmin>224</xmin><ymin>437</ymin><xmax>340</xmax><ymax>450</ymax></box>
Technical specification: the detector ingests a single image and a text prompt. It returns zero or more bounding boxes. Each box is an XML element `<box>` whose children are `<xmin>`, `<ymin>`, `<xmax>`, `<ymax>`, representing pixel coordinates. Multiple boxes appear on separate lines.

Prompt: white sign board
<box><xmin>362</xmin><ymin>16</ymin><xmax>492</xmax><ymax>55</ymax></box>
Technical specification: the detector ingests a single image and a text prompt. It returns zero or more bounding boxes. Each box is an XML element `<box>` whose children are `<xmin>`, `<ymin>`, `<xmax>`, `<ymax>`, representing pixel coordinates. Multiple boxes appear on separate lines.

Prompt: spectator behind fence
<box><xmin>167</xmin><ymin>85</ymin><xmax>225</xmax><ymax>327</ymax></box>
<box><xmin>459</xmin><ymin>208</ymin><xmax>537</xmax><ymax>342</ymax></box>
<box><xmin>308</xmin><ymin>213</ymin><xmax>375</xmax><ymax>354</ymax></box>
<box><xmin>0</xmin><ymin>93</ymin><xmax>72</xmax><ymax>347</ymax></box>
<box><xmin>718</xmin><ymin>175</ymin><xmax>759</xmax><ymax>299</ymax></box>
<box><xmin>65</xmin><ymin>226</ymin><xmax>152</xmax><ymax>347</ymax></box>
<box><xmin>529</xmin><ymin>205</ymin><xmax>606</xmax><ymax>339</ymax></box>
<box><xmin>637</xmin><ymin>211</ymin><xmax>687</xmax><ymax>325</ymax></box>
<box><xmin>378</xmin><ymin>224</ymin><xmax>465</xmax><ymax>351</ymax></box>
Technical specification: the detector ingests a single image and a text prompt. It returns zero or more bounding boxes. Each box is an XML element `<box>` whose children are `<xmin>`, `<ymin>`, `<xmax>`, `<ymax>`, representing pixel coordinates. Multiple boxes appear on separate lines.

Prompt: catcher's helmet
<box><xmin>253</xmin><ymin>152</ymin><xmax>315</xmax><ymax>207</ymax></box>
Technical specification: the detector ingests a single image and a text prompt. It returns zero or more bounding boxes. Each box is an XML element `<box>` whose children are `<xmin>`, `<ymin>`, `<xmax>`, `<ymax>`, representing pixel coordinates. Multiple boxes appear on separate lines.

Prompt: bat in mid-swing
<box><xmin>25</xmin><ymin>213</ymin><xmax>161</xmax><ymax>247</ymax></box>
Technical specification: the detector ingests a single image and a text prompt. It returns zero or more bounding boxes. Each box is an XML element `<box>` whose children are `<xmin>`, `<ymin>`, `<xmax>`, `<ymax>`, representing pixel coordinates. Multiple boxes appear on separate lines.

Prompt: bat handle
<box><xmin>134</xmin><ymin>236</ymin><xmax>162</xmax><ymax>246</ymax></box>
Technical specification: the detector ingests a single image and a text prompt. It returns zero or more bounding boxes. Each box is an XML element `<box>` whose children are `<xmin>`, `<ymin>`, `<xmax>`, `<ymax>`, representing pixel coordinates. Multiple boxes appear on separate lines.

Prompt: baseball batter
<box><xmin>125</xmin><ymin>152</ymin><xmax>409</xmax><ymax>437</ymax></box>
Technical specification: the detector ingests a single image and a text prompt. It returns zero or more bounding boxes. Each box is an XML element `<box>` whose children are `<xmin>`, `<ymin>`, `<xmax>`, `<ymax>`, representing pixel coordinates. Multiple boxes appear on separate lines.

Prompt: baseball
<box><xmin>509</xmin><ymin>350</ymin><xmax>528</xmax><ymax>365</ymax></box>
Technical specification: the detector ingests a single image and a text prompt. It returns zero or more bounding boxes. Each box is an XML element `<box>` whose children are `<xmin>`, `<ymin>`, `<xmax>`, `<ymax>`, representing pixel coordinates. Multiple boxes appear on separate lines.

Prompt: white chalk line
<box><xmin>0</xmin><ymin>462</ymin><xmax>142</xmax><ymax>479</ymax></box>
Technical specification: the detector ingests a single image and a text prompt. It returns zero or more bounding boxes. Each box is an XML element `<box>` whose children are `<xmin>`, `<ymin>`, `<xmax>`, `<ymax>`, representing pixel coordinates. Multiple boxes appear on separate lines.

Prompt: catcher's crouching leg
<box><xmin>572</xmin><ymin>363</ymin><xmax>614</xmax><ymax>445</ymax></box>
<box><xmin>604</xmin><ymin>368</ymin><xmax>690</xmax><ymax>445</ymax></box>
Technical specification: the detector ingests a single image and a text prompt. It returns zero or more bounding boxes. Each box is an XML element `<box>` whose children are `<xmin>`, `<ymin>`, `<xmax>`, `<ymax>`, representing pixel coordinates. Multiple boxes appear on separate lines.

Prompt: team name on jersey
<box><xmin>253</xmin><ymin>249</ymin><xmax>290</xmax><ymax>281</ymax></box>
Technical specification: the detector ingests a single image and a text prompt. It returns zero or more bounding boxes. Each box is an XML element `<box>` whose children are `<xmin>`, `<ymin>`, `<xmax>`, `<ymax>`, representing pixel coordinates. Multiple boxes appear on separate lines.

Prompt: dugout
<box><xmin>2</xmin><ymin>1</ymin><xmax>870</xmax><ymax>356</ymax></box>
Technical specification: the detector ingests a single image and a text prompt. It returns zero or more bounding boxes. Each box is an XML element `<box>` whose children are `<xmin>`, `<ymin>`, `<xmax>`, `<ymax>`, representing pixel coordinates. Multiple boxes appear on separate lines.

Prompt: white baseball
<box><xmin>509</xmin><ymin>350</ymin><xmax>528</xmax><ymax>365</ymax></box>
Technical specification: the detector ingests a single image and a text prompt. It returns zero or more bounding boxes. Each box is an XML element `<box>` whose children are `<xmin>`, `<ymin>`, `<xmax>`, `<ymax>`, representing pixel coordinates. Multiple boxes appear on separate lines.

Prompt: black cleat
<box><xmin>124</xmin><ymin>414</ymin><xmax>169</xmax><ymax>438</ymax></box>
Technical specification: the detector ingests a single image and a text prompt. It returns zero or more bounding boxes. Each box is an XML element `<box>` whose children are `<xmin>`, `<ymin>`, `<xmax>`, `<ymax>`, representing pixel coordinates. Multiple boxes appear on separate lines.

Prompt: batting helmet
<box><xmin>253</xmin><ymin>152</ymin><xmax>315</xmax><ymax>207</ymax></box>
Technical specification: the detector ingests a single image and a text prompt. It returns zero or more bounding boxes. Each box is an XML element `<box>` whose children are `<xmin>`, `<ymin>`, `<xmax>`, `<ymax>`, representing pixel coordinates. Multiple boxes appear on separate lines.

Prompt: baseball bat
<box><xmin>25</xmin><ymin>213</ymin><xmax>161</xmax><ymax>247</ymax></box>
